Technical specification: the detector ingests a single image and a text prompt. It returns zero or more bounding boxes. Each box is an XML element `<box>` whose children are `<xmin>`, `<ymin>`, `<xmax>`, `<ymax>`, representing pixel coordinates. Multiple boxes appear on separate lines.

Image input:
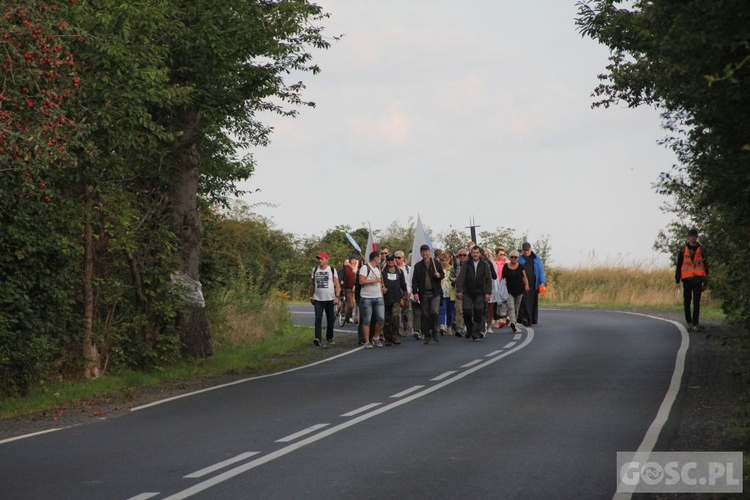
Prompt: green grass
<box><xmin>0</xmin><ymin>325</ymin><xmax>319</xmax><ymax>420</ymax></box>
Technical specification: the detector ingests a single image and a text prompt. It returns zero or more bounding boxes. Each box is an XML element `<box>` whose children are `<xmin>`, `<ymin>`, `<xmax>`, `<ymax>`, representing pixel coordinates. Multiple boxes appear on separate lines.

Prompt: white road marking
<box><xmin>340</xmin><ymin>403</ymin><xmax>382</xmax><ymax>417</ymax></box>
<box><xmin>485</xmin><ymin>350</ymin><xmax>504</xmax><ymax>357</ymax></box>
<box><xmin>132</xmin><ymin>349</ymin><xmax>361</xmax><ymax>412</ymax></box>
<box><xmin>612</xmin><ymin>313</ymin><xmax>690</xmax><ymax>500</ymax></box>
<box><xmin>503</xmin><ymin>341</ymin><xmax>517</xmax><ymax>349</ymax></box>
<box><xmin>431</xmin><ymin>371</ymin><xmax>458</xmax><ymax>381</ymax></box>
<box><xmin>461</xmin><ymin>359</ymin><xmax>483</xmax><ymax>368</ymax></box>
<box><xmin>161</xmin><ymin>328</ymin><xmax>535</xmax><ymax>500</ymax></box>
<box><xmin>390</xmin><ymin>385</ymin><xmax>425</xmax><ymax>398</ymax></box>
<box><xmin>184</xmin><ymin>452</ymin><xmax>260</xmax><ymax>478</ymax></box>
<box><xmin>513</xmin><ymin>334</ymin><xmax>522</xmax><ymax>341</ymax></box>
<box><xmin>127</xmin><ymin>493</ymin><xmax>160</xmax><ymax>500</ymax></box>
<box><xmin>276</xmin><ymin>423</ymin><xmax>330</xmax><ymax>443</ymax></box>
<box><xmin>0</xmin><ymin>427</ymin><xmax>65</xmax><ymax>445</ymax></box>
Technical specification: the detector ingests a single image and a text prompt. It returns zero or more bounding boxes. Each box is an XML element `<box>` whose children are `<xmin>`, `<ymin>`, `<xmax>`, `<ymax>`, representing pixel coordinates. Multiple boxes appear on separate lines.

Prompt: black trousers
<box><xmin>682</xmin><ymin>279</ymin><xmax>703</xmax><ymax>326</ymax></box>
<box><xmin>313</xmin><ymin>299</ymin><xmax>335</xmax><ymax>341</ymax></box>
<box><xmin>462</xmin><ymin>293</ymin><xmax>485</xmax><ymax>339</ymax></box>
<box><xmin>419</xmin><ymin>290</ymin><xmax>441</xmax><ymax>338</ymax></box>
<box><xmin>518</xmin><ymin>289</ymin><xmax>539</xmax><ymax>325</ymax></box>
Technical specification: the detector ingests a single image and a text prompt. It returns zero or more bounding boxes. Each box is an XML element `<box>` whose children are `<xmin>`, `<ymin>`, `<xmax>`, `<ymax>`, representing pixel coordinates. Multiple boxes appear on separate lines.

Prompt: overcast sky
<box><xmin>239</xmin><ymin>0</ymin><xmax>677</xmax><ymax>268</ymax></box>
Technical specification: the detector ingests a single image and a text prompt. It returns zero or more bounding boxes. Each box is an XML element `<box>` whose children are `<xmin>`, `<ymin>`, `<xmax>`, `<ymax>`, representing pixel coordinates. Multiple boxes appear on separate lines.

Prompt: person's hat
<box><xmin>316</xmin><ymin>252</ymin><xmax>329</xmax><ymax>259</ymax></box>
<box><xmin>509</xmin><ymin>250</ymin><xmax>520</xmax><ymax>258</ymax></box>
<box><xmin>522</xmin><ymin>242</ymin><xmax>532</xmax><ymax>250</ymax></box>
<box><xmin>687</xmin><ymin>227</ymin><xmax>699</xmax><ymax>236</ymax></box>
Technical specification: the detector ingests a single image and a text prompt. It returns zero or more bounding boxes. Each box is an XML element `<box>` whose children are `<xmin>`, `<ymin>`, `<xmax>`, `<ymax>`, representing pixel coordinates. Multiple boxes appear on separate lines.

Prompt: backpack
<box><xmin>353</xmin><ymin>264</ymin><xmax>372</xmax><ymax>303</ymax></box>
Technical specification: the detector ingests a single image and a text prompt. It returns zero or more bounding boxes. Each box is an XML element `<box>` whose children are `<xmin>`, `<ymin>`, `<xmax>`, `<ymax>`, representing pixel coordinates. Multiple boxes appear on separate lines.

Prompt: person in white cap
<box><xmin>309</xmin><ymin>252</ymin><xmax>340</xmax><ymax>346</ymax></box>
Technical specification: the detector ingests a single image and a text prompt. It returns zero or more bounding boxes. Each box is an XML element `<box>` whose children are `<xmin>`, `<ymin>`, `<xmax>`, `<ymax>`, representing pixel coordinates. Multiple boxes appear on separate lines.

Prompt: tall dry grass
<box><xmin>544</xmin><ymin>264</ymin><xmax>718</xmax><ymax>310</ymax></box>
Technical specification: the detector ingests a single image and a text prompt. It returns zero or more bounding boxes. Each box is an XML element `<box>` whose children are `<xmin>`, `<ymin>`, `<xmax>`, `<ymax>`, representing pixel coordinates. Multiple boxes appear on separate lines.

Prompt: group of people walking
<box><xmin>309</xmin><ymin>240</ymin><xmax>547</xmax><ymax>348</ymax></box>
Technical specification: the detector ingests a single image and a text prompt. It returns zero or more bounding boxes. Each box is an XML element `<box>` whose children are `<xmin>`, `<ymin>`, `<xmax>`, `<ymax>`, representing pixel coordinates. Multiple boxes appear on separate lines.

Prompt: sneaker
<box><xmin>413</xmin><ymin>331</ymin><xmax>421</xmax><ymax>340</ymax></box>
<box><xmin>510</xmin><ymin>322</ymin><xmax>517</xmax><ymax>333</ymax></box>
<box><xmin>364</xmin><ymin>342</ymin><xmax>374</xmax><ymax>349</ymax></box>
<box><xmin>439</xmin><ymin>329</ymin><xmax>446</xmax><ymax>336</ymax></box>
<box><xmin>479</xmin><ymin>332</ymin><xmax>485</xmax><ymax>339</ymax></box>
<box><xmin>313</xmin><ymin>338</ymin><xmax>321</xmax><ymax>347</ymax></box>
<box><xmin>374</xmin><ymin>339</ymin><xmax>384</xmax><ymax>347</ymax></box>
<box><xmin>693</xmin><ymin>324</ymin><xmax>705</xmax><ymax>332</ymax></box>
<box><xmin>454</xmin><ymin>330</ymin><xmax>464</xmax><ymax>338</ymax></box>
<box><xmin>486</xmin><ymin>327</ymin><xmax>493</xmax><ymax>334</ymax></box>
<box><xmin>326</xmin><ymin>340</ymin><xmax>336</xmax><ymax>347</ymax></box>
<box><xmin>687</xmin><ymin>325</ymin><xmax>694</xmax><ymax>332</ymax></box>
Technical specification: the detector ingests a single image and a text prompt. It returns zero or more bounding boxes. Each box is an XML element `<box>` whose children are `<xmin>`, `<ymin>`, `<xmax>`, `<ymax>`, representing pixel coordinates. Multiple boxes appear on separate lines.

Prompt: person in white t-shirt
<box><xmin>309</xmin><ymin>252</ymin><xmax>340</xmax><ymax>347</ymax></box>
<box><xmin>359</xmin><ymin>251</ymin><xmax>386</xmax><ymax>348</ymax></box>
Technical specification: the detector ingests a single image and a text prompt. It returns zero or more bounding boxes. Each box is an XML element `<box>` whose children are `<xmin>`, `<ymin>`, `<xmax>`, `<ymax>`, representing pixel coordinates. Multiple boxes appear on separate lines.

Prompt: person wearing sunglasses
<box><xmin>502</xmin><ymin>250</ymin><xmax>530</xmax><ymax>332</ymax></box>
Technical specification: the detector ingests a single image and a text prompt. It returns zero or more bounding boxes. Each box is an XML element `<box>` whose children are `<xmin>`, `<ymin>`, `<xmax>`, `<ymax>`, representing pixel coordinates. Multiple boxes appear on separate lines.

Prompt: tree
<box><xmin>155</xmin><ymin>0</ymin><xmax>332</xmax><ymax>357</ymax></box>
<box><xmin>0</xmin><ymin>0</ymin><xmax>85</xmax><ymax>395</ymax></box>
<box><xmin>576</xmin><ymin>0</ymin><xmax>750</xmax><ymax>332</ymax></box>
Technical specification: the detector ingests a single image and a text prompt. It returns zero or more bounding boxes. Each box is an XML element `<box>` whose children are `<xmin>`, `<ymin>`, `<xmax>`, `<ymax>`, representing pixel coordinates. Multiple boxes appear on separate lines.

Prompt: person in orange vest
<box><xmin>675</xmin><ymin>227</ymin><xmax>709</xmax><ymax>332</ymax></box>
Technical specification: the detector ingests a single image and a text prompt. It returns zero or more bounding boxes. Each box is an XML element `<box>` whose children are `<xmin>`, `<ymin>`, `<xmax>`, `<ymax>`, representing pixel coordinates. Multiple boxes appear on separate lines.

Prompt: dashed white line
<box><xmin>390</xmin><ymin>385</ymin><xmax>425</xmax><ymax>398</ymax></box>
<box><xmin>340</xmin><ymin>403</ymin><xmax>382</xmax><ymax>417</ymax></box>
<box><xmin>513</xmin><ymin>333</ymin><xmax>522</xmax><ymax>341</ymax></box>
<box><xmin>275</xmin><ymin>423</ymin><xmax>329</xmax><ymax>443</ymax></box>
<box><xmin>485</xmin><ymin>350</ymin><xmax>504</xmax><ymax>357</ymax></box>
<box><xmin>161</xmin><ymin>328</ymin><xmax>535</xmax><ymax>500</ymax></box>
<box><xmin>185</xmin><ymin>452</ymin><xmax>260</xmax><ymax>478</ymax></box>
<box><xmin>461</xmin><ymin>359</ymin><xmax>484</xmax><ymax>368</ymax></box>
<box><xmin>127</xmin><ymin>494</ymin><xmax>160</xmax><ymax>500</ymax></box>
<box><xmin>503</xmin><ymin>341</ymin><xmax>517</xmax><ymax>349</ymax></box>
<box><xmin>431</xmin><ymin>371</ymin><xmax>458</xmax><ymax>381</ymax></box>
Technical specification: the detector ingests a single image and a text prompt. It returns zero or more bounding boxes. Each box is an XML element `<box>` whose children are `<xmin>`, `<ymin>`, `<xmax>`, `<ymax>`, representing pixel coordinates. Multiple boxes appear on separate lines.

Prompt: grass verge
<box><xmin>0</xmin><ymin>325</ymin><xmax>319</xmax><ymax>420</ymax></box>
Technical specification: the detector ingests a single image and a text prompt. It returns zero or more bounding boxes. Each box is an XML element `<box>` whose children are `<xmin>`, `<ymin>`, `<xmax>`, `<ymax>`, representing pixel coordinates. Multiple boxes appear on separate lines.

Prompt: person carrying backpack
<box><xmin>309</xmin><ymin>252</ymin><xmax>341</xmax><ymax>347</ymax></box>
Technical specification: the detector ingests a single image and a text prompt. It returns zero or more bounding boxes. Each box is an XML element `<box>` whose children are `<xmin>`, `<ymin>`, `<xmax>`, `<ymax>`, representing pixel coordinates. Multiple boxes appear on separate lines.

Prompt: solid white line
<box><xmin>461</xmin><ymin>359</ymin><xmax>483</xmax><ymax>368</ymax></box>
<box><xmin>340</xmin><ymin>403</ymin><xmax>382</xmax><ymax>417</ymax></box>
<box><xmin>184</xmin><ymin>452</ymin><xmax>260</xmax><ymax>478</ymax></box>
<box><xmin>431</xmin><ymin>371</ymin><xmax>457</xmax><ymax>381</ymax></box>
<box><xmin>275</xmin><ymin>423</ymin><xmax>330</xmax><ymax>443</ymax></box>
<box><xmin>127</xmin><ymin>494</ymin><xmax>160</xmax><ymax>500</ymax></box>
<box><xmin>390</xmin><ymin>385</ymin><xmax>425</xmax><ymax>398</ymax></box>
<box><xmin>485</xmin><ymin>350</ymin><xmax>504</xmax><ymax>357</ymax></box>
<box><xmin>161</xmin><ymin>329</ymin><xmax>535</xmax><ymax>500</ymax></box>
<box><xmin>0</xmin><ymin>427</ymin><xmax>65</xmax><ymax>445</ymax></box>
<box><xmin>132</xmin><ymin>348</ymin><xmax>362</xmax><ymax>412</ymax></box>
<box><xmin>503</xmin><ymin>341</ymin><xmax>517</xmax><ymax>349</ymax></box>
<box><xmin>610</xmin><ymin>313</ymin><xmax>690</xmax><ymax>500</ymax></box>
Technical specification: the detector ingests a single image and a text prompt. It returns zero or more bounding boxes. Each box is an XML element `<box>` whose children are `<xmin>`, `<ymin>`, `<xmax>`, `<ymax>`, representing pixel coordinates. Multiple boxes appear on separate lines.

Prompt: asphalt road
<box><xmin>0</xmin><ymin>309</ymin><xmax>685</xmax><ymax>499</ymax></box>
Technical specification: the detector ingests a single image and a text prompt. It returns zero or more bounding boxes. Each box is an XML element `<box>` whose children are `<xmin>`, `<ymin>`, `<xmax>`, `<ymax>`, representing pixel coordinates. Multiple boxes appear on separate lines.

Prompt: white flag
<box><xmin>410</xmin><ymin>215</ymin><xmax>433</xmax><ymax>266</ymax></box>
<box><xmin>365</xmin><ymin>229</ymin><xmax>377</xmax><ymax>259</ymax></box>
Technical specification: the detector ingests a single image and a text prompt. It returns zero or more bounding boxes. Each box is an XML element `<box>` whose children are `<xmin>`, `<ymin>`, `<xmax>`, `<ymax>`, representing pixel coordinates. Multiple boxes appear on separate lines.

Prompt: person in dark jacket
<box><xmin>382</xmin><ymin>254</ymin><xmax>407</xmax><ymax>345</ymax></box>
<box><xmin>456</xmin><ymin>245</ymin><xmax>493</xmax><ymax>340</ymax></box>
<box><xmin>517</xmin><ymin>242</ymin><xmax>546</xmax><ymax>326</ymax></box>
<box><xmin>675</xmin><ymin>227</ymin><xmax>708</xmax><ymax>332</ymax></box>
<box><xmin>412</xmin><ymin>244</ymin><xmax>445</xmax><ymax>344</ymax></box>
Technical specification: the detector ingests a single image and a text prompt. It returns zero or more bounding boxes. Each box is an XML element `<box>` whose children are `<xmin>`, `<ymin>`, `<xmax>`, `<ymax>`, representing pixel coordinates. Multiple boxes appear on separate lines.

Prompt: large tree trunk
<box><xmin>83</xmin><ymin>184</ymin><xmax>101</xmax><ymax>378</ymax></box>
<box><xmin>172</xmin><ymin>109</ymin><xmax>212</xmax><ymax>358</ymax></box>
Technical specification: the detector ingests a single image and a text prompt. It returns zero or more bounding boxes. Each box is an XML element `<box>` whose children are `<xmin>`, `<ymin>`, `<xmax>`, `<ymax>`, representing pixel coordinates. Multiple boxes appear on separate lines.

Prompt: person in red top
<box><xmin>675</xmin><ymin>227</ymin><xmax>709</xmax><ymax>332</ymax></box>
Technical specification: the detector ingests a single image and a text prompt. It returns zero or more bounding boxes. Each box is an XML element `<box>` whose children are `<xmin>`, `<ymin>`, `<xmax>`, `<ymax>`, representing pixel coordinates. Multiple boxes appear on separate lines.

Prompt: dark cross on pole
<box><xmin>466</xmin><ymin>216</ymin><xmax>480</xmax><ymax>245</ymax></box>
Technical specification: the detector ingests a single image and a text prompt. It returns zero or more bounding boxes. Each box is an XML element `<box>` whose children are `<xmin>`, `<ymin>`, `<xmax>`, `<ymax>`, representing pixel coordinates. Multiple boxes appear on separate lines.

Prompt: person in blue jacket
<box><xmin>517</xmin><ymin>242</ymin><xmax>546</xmax><ymax>326</ymax></box>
